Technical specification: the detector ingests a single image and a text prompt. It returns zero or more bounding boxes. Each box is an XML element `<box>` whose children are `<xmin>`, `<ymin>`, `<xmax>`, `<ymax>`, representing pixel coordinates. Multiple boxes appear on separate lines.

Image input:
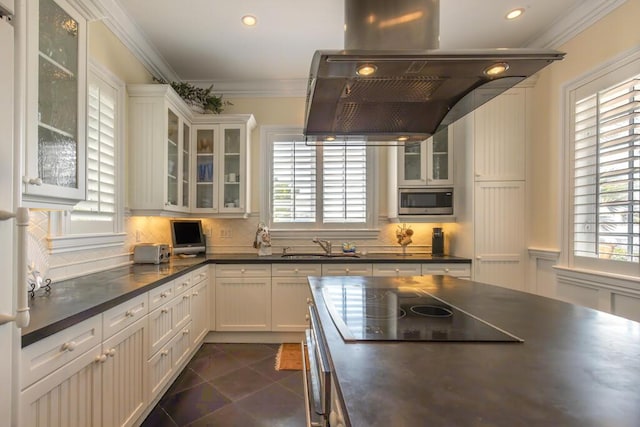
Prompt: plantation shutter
<box><xmin>73</xmin><ymin>79</ymin><xmax>116</xmax><ymax>217</ymax></box>
<box><xmin>573</xmin><ymin>74</ymin><xmax>640</xmax><ymax>262</ymax></box>
<box><xmin>272</xmin><ymin>139</ymin><xmax>316</xmax><ymax>222</ymax></box>
<box><xmin>322</xmin><ymin>143</ymin><xmax>367</xmax><ymax>223</ymax></box>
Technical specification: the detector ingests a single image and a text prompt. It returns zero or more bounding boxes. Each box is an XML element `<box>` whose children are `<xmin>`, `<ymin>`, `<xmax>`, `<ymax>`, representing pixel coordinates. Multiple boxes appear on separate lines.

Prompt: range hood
<box><xmin>303</xmin><ymin>0</ymin><xmax>565</xmax><ymax>143</ymax></box>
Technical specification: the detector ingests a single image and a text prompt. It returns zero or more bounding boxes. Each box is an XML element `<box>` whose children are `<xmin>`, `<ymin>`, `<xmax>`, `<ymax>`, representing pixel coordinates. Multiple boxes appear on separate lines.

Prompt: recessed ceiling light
<box><xmin>484</xmin><ymin>62</ymin><xmax>510</xmax><ymax>77</ymax></box>
<box><xmin>356</xmin><ymin>64</ymin><xmax>377</xmax><ymax>76</ymax></box>
<box><xmin>241</xmin><ymin>15</ymin><xmax>257</xmax><ymax>27</ymax></box>
<box><xmin>506</xmin><ymin>8</ymin><xmax>524</xmax><ymax>20</ymax></box>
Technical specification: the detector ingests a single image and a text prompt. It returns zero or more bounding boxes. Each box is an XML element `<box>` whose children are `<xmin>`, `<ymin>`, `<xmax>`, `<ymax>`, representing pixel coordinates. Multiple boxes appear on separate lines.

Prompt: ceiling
<box><xmin>99</xmin><ymin>0</ymin><xmax>620</xmax><ymax>95</ymax></box>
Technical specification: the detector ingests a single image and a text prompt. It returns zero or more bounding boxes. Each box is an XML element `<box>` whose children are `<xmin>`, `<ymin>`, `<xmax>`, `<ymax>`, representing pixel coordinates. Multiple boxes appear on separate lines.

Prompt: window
<box><xmin>264</xmin><ymin>127</ymin><xmax>377</xmax><ymax>233</ymax></box>
<box><xmin>568</xmin><ymin>54</ymin><xmax>640</xmax><ymax>276</ymax></box>
<box><xmin>47</xmin><ymin>61</ymin><xmax>125</xmax><ymax>252</ymax></box>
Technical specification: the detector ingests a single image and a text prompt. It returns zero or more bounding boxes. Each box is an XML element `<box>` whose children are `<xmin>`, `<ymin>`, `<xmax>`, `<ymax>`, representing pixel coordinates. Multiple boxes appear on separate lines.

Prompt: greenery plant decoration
<box><xmin>153</xmin><ymin>77</ymin><xmax>231</xmax><ymax>114</ymax></box>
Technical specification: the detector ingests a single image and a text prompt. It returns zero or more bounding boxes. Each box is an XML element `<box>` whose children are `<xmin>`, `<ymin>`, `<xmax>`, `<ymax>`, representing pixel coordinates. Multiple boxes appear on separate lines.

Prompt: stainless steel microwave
<box><xmin>399</xmin><ymin>188</ymin><xmax>453</xmax><ymax>215</ymax></box>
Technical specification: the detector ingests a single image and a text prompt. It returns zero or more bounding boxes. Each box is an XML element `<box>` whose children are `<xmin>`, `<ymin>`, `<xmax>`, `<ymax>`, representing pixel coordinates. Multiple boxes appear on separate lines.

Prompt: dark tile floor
<box><xmin>141</xmin><ymin>343</ymin><xmax>306</xmax><ymax>427</ymax></box>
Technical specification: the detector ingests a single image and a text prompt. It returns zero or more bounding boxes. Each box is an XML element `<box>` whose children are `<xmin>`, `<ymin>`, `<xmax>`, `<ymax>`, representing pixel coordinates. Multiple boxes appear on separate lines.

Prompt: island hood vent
<box><xmin>303</xmin><ymin>0</ymin><xmax>565</xmax><ymax>143</ymax></box>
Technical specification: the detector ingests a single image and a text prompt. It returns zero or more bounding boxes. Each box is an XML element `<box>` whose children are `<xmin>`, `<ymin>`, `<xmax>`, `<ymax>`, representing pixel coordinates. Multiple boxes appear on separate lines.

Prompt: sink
<box><xmin>281</xmin><ymin>253</ymin><xmax>360</xmax><ymax>259</ymax></box>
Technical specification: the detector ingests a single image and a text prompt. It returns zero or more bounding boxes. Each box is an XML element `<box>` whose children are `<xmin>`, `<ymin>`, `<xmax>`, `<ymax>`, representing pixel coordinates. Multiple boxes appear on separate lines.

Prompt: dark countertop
<box><xmin>23</xmin><ymin>253</ymin><xmax>469</xmax><ymax>347</ymax></box>
<box><xmin>307</xmin><ymin>275</ymin><xmax>640</xmax><ymax>427</ymax></box>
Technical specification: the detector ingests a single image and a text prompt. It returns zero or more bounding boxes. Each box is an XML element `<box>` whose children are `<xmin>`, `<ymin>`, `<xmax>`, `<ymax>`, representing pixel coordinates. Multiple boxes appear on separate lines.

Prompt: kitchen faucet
<box><xmin>312</xmin><ymin>237</ymin><xmax>332</xmax><ymax>255</ymax></box>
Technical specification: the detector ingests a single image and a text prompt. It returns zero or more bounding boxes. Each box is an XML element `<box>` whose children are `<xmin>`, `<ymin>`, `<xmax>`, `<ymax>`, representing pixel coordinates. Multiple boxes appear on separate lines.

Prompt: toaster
<box><xmin>133</xmin><ymin>243</ymin><xmax>171</xmax><ymax>264</ymax></box>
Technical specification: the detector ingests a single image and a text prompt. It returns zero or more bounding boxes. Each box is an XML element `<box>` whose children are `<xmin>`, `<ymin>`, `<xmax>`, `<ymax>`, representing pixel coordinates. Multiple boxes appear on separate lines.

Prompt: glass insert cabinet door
<box><xmin>221</xmin><ymin>127</ymin><xmax>242</xmax><ymax>211</ymax></box>
<box><xmin>167</xmin><ymin>109</ymin><xmax>179</xmax><ymax>206</ymax></box>
<box><xmin>427</xmin><ymin>127</ymin><xmax>452</xmax><ymax>185</ymax></box>
<box><xmin>24</xmin><ymin>0</ymin><xmax>87</xmax><ymax>204</ymax></box>
<box><xmin>194</xmin><ymin>127</ymin><xmax>216</xmax><ymax>209</ymax></box>
<box><xmin>182</xmin><ymin>122</ymin><xmax>190</xmax><ymax>207</ymax></box>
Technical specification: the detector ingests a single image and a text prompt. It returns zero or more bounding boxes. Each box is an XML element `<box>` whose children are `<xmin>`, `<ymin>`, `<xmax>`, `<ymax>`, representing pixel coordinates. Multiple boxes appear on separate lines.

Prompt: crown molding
<box><xmin>185</xmin><ymin>79</ymin><xmax>308</xmax><ymax>98</ymax></box>
<box><xmin>526</xmin><ymin>0</ymin><xmax>627</xmax><ymax>48</ymax></box>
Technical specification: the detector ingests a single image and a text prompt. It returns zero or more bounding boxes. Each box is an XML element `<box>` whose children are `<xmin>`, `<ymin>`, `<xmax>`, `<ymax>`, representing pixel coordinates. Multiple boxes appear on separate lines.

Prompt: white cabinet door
<box><xmin>190</xmin><ymin>278</ymin><xmax>209</xmax><ymax>346</ymax></box>
<box><xmin>148</xmin><ymin>303</ymin><xmax>174</xmax><ymax>357</ymax></box>
<box><xmin>474</xmin><ymin>88</ymin><xmax>526</xmax><ymax>181</ymax></box>
<box><xmin>474</xmin><ymin>181</ymin><xmax>525</xmax><ymax>290</ymax></box>
<box><xmin>372</xmin><ymin>263</ymin><xmax>422</xmax><ymax>277</ymax></box>
<box><xmin>272</xmin><ymin>277</ymin><xmax>313</xmax><ymax>332</ymax></box>
<box><xmin>23</xmin><ymin>0</ymin><xmax>88</xmax><ymax>206</ymax></box>
<box><xmin>21</xmin><ymin>344</ymin><xmax>102</xmax><ymax>427</ymax></box>
<box><xmin>215</xmin><ymin>277</ymin><xmax>272</xmax><ymax>331</ymax></box>
<box><xmin>101</xmin><ymin>316</ymin><xmax>147</xmax><ymax>427</ymax></box>
<box><xmin>426</xmin><ymin>127</ymin><xmax>453</xmax><ymax>186</ymax></box>
<box><xmin>397</xmin><ymin>140</ymin><xmax>427</xmax><ymax>186</ymax></box>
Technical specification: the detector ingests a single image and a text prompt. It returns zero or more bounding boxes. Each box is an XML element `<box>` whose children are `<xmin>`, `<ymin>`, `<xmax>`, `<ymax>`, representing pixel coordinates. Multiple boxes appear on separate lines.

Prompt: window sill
<box><xmin>270</xmin><ymin>229</ymin><xmax>380</xmax><ymax>240</ymax></box>
<box><xmin>554</xmin><ymin>265</ymin><xmax>640</xmax><ymax>294</ymax></box>
<box><xmin>47</xmin><ymin>232</ymin><xmax>127</xmax><ymax>254</ymax></box>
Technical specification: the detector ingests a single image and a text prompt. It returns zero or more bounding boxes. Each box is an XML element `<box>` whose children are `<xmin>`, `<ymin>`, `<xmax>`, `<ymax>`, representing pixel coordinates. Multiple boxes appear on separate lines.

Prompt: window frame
<box><xmin>563</xmin><ymin>47</ymin><xmax>640</xmax><ymax>278</ymax></box>
<box><xmin>260</xmin><ymin>126</ymin><xmax>379</xmax><ymax>240</ymax></box>
<box><xmin>47</xmin><ymin>60</ymin><xmax>126</xmax><ymax>254</ymax></box>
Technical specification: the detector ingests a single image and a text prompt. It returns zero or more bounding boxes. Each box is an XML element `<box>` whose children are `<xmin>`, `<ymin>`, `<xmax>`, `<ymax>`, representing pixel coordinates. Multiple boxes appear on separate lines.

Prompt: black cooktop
<box><xmin>321</xmin><ymin>283</ymin><xmax>523</xmax><ymax>342</ymax></box>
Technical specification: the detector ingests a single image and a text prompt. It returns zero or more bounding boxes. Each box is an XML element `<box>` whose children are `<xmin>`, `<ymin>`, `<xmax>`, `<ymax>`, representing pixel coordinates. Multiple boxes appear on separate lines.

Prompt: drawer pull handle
<box><xmin>125</xmin><ymin>310</ymin><xmax>134</xmax><ymax>318</ymax></box>
<box><xmin>345</xmin><ymin>268</ymin><xmax>350</xmax><ymax>273</ymax></box>
<box><xmin>183</xmin><ymin>295</ymin><xmax>189</xmax><ymax>300</ymax></box>
<box><xmin>306</xmin><ymin>298</ymin><xmax>312</xmax><ymax>304</ymax></box>
<box><xmin>61</xmin><ymin>341</ymin><xmax>77</xmax><ymax>352</ymax></box>
<box><xmin>241</xmin><ymin>268</ymin><xmax>246</xmax><ymax>273</ymax></box>
<box><xmin>305</xmin><ymin>314</ymin><xmax>310</xmax><ymax>321</ymax></box>
<box><xmin>107</xmin><ymin>348</ymin><xmax>116</xmax><ymax>357</ymax></box>
<box><xmin>183</xmin><ymin>329</ymin><xmax>189</xmax><ymax>335</ymax></box>
<box><xmin>161</xmin><ymin>350</ymin><xmax>169</xmax><ymax>356</ymax></box>
<box><xmin>95</xmin><ymin>354</ymin><xmax>107</xmax><ymax>363</ymax></box>
<box><xmin>161</xmin><ymin>308</ymin><xmax>169</xmax><ymax>314</ymax></box>
<box><xmin>294</xmin><ymin>268</ymin><xmax>299</xmax><ymax>273</ymax></box>
<box><xmin>395</xmin><ymin>268</ymin><xmax>400</xmax><ymax>273</ymax></box>
<box><xmin>160</xmin><ymin>292</ymin><xmax>168</xmax><ymax>298</ymax></box>
<box><xmin>192</xmin><ymin>291</ymin><xmax>199</xmax><ymax>296</ymax></box>
<box><xmin>445</xmin><ymin>268</ymin><xmax>450</xmax><ymax>273</ymax></box>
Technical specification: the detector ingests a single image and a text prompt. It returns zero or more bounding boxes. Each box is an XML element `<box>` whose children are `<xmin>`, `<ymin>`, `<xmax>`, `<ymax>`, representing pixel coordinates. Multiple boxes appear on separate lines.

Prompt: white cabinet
<box><xmin>23</xmin><ymin>0</ymin><xmax>88</xmax><ymax>207</ymax></box>
<box><xmin>127</xmin><ymin>84</ymin><xmax>193</xmax><ymax>215</ymax></box>
<box><xmin>191</xmin><ymin>115</ymin><xmax>256</xmax><ymax>216</ymax></box>
<box><xmin>453</xmin><ymin>86</ymin><xmax>529</xmax><ymax>288</ymax></box>
<box><xmin>397</xmin><ymin>127</ymin><xmax>452</xmax><ymax>187</ymax></box>
<box><xmin>190</xmin><ymin>273</ymin><xmax>209</xmax><ymax>345</ymax></box>
<box><xmin>372</xmin><ymin>263</ymin><xmax>422</xmax><ymax>277</ymax></box>
<box><xmin>422</xmin><ymin>263</ymin><xmax>471</xmax><ymax>279</ymax></box>
<box><xmin>215</xmin><ymin>264</ymin><xmax>272</xmax><ymax>331</ymax></box>
<box><xmin>271</xmin><ymin>264</ymin><xmax>321</xmax><ymax>331</ymax></box>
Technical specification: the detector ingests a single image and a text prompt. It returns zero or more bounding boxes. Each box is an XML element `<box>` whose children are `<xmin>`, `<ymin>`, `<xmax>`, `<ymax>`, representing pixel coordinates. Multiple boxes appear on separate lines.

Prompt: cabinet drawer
<box><xmin>372</xmin><ymin>263</ymin><xmax>422</xmax><ymax>277</ymax></box>
<box><xmin>272</xmin><ymin>263</ymin><xmax>322</xmax><ymax>277</ymax></box>
<box><xmin>422</xmin><ymin>263</ymin><xmax>471</xmax><ymax>277</ymax></box>
<box><xmin>148</xmin><ymin>304</ymin><xmax>175</xmax><ymax>357</ymax></box>
<box><xmin>172</xmin><ymin>321</ymin><xmax>192</xmax><ymax>369</ymax></box>
<box><xmin>147</xmin><ymin>342</ymin><xmax>174</xmax><ymax>401</ymax></box>
<box><xmin>215</xmin><ymin>264</ymin><xmax>271</xmax><ymax>278</ymax></box>
<box><xmin>102</xmin><ymin>293</ymin><xmax>148</xmax><ymax>339</ymax></box>
<box><xmin>174</xmin><ymin>272</ymin><xmax>192</xmax><ymax>296</ymax></box>
<box><xmin>191</xmin><ymin>266</ymin><xmax>209</xmax><ymax>284</ymax></box>
<box><xmin>321</xmin><ymin>263</ymin><xmax>373</xmax><ymax>276</ymax></box>
<box><xmin>172</xmin><ymin>291</ymin><xmax>192</xmax><ymax>331</ymax></box>
<box><xmin>21</xmin><ymin>315</ymin><xmax>102</xmax><ymax>390</ymax></box>
<box><xmin>148</xmin><ymin>280</ymin><xmax>175</xmax><ymax>311</ymax></box>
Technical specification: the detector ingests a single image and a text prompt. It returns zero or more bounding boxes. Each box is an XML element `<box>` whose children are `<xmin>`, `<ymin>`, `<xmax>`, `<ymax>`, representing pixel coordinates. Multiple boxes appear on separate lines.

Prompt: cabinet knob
<box><xmin>240</xmin><ymin>268</ymin><xmax>246</xmax><ymax>273</ymax></box>
<box><xmin>181</xmin><ymin>281</ymin><xmax>189</xmax><ymax>287</ymax></box>
<box><xmin>161</xmin><ymin>308</ymin><xmax>169</xmax><ymax>314</ymax></box>
<box><xmin>476</xmin><ymin>256</ymin><xmax>482</xmax><ymax>260</ymax></box>
<box><xmin>445</xmin><ymin>268</ymin><xmax>450</xmax><ymax>273</ymax></box>
<box><xmin>183</xmin><ymin>329</ymin><xmax>189</xmax><ymax>335</ymax></box>
<box><xmin>192</xmin><ymin>291</ymin><xmax>199</xmax><ymax>296</ymax></box>
<box><xmin>107</xmin><ymin>348</ymin><xmax>116</xmax><ymax>357</ymax></box>
<box><xmin>125</xmin><ymin>310</ymin><xmax>134</xmax><ymax>318</ymax></box>
<box><xmin>161</xmin><ymin>350</ymin><xmax>169</xmax><ymax>356</ymax></box>
<box><xmin>95</xmin><ymin>354</ymin><xmax>108</xmax><ymax>363</ymax></box>
<box><xmin>345</xmin><ymin>268</ymin><xmax>350</xmax><ymax>273</ymax></box>
<box><xmin>306</xmin><ymin>298</ymin><xmax>312</xmax><ymax>304</ymax></box>
<box><xmin>294</xmin><ymin>268</ymin><xmax>299</xmax><ymax>273</ymax></box>
<box><xmin>305</xmin><ymin>314</ymin><xmax>310</xmax><ymax>321</ymax></box>
<box><xmin>61</xmin><ymin>341</ymin><xmax>77</xmax><ymax>352</ymax></box>
<box><xmin>395</xmin><ymin>268</ymin><xmax>400</xmax><ymax>273</ymax></box>
<box><xmin>160</xmin><ymin>292</ymin><xmax>168</xmax><ymax>298</ymax></box>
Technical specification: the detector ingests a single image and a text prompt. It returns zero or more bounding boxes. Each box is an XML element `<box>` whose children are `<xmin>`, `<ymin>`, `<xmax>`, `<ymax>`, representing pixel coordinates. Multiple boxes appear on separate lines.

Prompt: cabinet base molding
<box><xmin>204</xmin><ymin>331</ymin><xmax>305</xmax><ymax>344</ymax></box>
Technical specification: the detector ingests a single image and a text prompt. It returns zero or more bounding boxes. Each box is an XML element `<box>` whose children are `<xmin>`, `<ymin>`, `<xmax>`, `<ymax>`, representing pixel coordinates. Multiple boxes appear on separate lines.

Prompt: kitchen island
<box><xmin>307</xmin><ymin>275</ymin><xmax>640</xmax><ymax>426</ymax></box>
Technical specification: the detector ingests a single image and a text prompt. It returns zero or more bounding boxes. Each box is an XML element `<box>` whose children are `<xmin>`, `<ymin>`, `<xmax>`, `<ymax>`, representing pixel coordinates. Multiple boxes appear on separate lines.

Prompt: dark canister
<box><xmin>432</xmin><ymin>227</ymin><xmax>444</xmax><ymax>256</ymax></box>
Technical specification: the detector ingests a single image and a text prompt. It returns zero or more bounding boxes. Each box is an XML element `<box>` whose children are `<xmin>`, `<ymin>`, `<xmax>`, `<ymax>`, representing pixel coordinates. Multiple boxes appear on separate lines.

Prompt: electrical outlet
<box><xmin>219</xmin><ymin>228</ymin><xmax>232</xmax><ymax>239</ymax></box>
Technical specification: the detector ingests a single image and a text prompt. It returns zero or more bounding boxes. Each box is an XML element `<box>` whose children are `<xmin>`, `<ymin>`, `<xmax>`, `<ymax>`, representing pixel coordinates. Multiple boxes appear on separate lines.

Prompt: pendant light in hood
<box><xmin>303</xmin><ymin>0</ymin><xmax>565</xmax><ymax>144</ymax></box>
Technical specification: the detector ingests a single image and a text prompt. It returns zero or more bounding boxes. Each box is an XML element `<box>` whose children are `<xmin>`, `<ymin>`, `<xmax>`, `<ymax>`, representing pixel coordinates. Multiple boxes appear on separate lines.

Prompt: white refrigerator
<box><xmin>0</xmin><ymin>8</ymin><xmax>17</xmax><ymax>427</ymax></box>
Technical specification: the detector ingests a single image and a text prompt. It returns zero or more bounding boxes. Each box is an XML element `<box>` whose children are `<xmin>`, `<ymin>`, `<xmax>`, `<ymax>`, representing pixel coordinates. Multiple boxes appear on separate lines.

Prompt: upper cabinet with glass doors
<box><xmin>397</xmin><ymin>127</ymin><xmax>453</xmax><ymax>187</ymax></box>
<box><xmin>191</xmin><ymin>115</ymin><xmax>256</xmax><ymax>216</ymax></box>
<box><xmin>23</xmin><ymin>0</ymin><xmax>88</xmax><ymax>207</ymax></box>
<box><xmin>128</xmin><ymin>84</ymin><xmax>192</xmax><ymax>215</ymax></box>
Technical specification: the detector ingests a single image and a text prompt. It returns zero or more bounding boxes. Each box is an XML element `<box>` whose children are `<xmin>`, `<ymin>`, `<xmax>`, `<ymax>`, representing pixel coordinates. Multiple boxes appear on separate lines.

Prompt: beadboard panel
<box><xmin>474</xmin><ymin>89</ymin><xmax>526</xmax><ymax>181</ymax></box>
<box><xmin>474</xmin><ymin>181</ymin><xmax>525</xmax><ymax>290</ymax></box>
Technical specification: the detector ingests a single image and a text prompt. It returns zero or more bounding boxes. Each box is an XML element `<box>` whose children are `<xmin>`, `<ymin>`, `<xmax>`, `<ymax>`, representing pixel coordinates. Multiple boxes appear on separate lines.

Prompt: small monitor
<box><xmin>170</xmin><ymin>220</ymin><xmax>206</xmax><ymax>255</ymax></box>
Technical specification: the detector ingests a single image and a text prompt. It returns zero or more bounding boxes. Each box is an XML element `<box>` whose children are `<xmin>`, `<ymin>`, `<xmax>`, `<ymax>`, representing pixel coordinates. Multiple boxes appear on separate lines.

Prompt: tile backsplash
<box><xmin>30</xmin><ymin>210</ymin><xmax>456</xmax><ymax>282</ymax></box>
